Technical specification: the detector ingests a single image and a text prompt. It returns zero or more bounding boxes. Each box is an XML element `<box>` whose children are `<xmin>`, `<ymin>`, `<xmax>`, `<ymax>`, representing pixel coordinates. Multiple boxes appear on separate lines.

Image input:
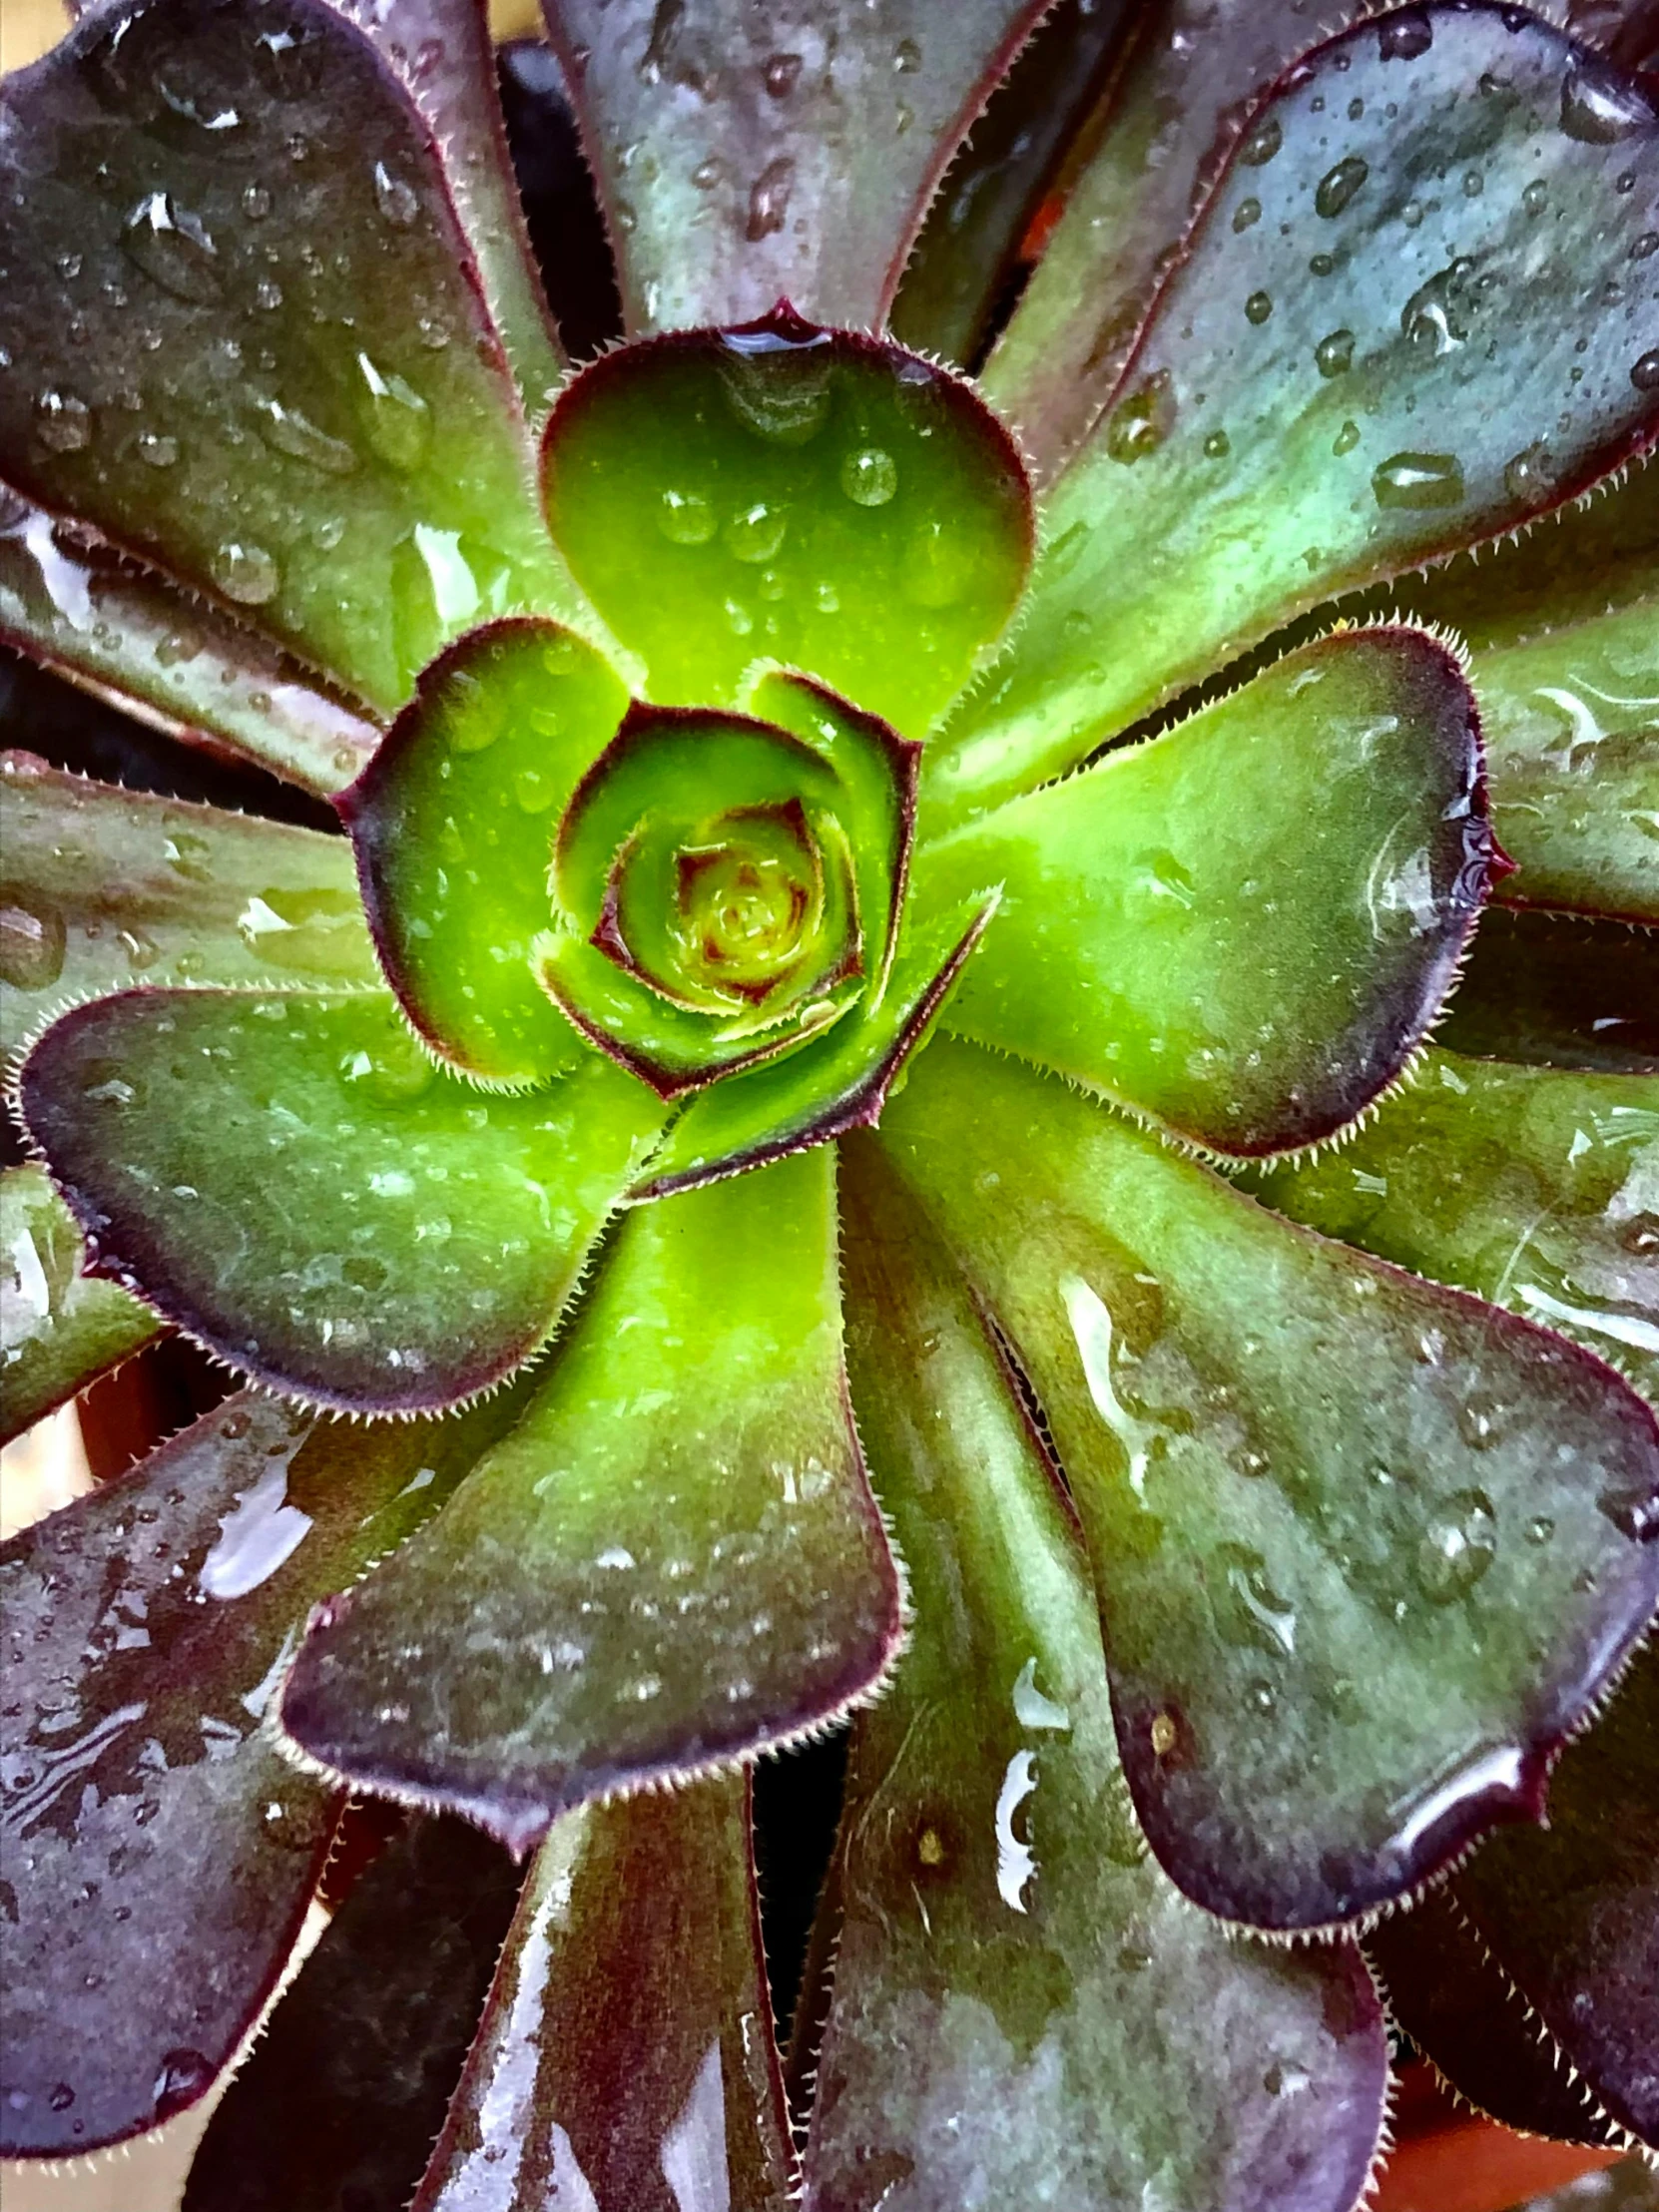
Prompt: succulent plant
<box><xmin>1</xmin><ymin>1</ymin><xmax>1657</xmax><ymax>2206</ymax></box>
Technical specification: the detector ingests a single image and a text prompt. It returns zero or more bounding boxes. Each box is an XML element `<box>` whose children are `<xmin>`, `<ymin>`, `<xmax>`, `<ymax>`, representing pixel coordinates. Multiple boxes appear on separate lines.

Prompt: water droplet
<box><xmin>763</xmin><ymin>51</ymin><xmax>802</xmax><ymax>98</ymax></box>
<box><xmin>337</xmin><ymin>1029</ymin><xmax>434</xmax><ymax>1105</ymax></box>
<box><xmin>1414</xmin><ymin>1490</ymin><xmax>1497</xmax><ymax>1603</ymax></box>
<box><xmin>1503</xmin><ymin>440</ymin><xmax>1554</xmax><ymax>502</ymax></box>
<box><xmin>691</xmin><ymin>156</ymin><xmax>723</xmax><ymax>191</ymax></box>
<box><xmin>1233</xmin><ymin>196</ymin><xmax>1262</xmax><ymax>233</ymax></box>
<box><xmin>1315</xmin><ymin>156</ymin><xmax>1370</xmax><ymax>219</ymax></box>
<box><xmin>152</xmin><ymin>2049</ymin><xmax>214</xmax><ymax>2124</ymax></box>
<box><xmin>1128</xmin><ymin>848</ymin><xmax>1196</xmax><ymax>910</ymax></box>
<box><xmin>1245</xmin><ymin>290</ymin><xmax>1273</xmax><ymax>326</ymax></box>
<box><xmin>1457</xmin><ymin>1394</ymin><xmax>1506</xmax><ymax>1450</ymax></box>
<box><xmin>254</xmin><ymin>276</ymin><xmax>283</xmax><ymax>312</ymax></box>
<box><xmin>1462</xmin><ymin>167</ymin><xmax>1484</xmax><ymax>198</ymax></box>
<box><xmin>839</xmin><ymin>446</ymin><xmax>898</xmax><ymax>505</ymax></box>
<box><xmin>656</xmin><ymin>488</ymin><xmax>717</xmax><ymax>545</ymax></box>
<box><xmin>252</xmin><ymin>24</ymin><xmax>323</xmax><ymax>100</ymax></box>
<box><xmin>372</xmin><ymin>160</ymin><xmax>418</xmax><ymax>228</ymax></box>
<box><xmin>1316</xmin><ymin>328</ymin><xmax>1356</xmax><ymax>378</ymax></box>
<box><xmin>1560</xmin><ymin>63</ymin><xmax>1653</xmax><ymax>145</ymax></box>
<box><xmin>1334</xmin><ymin>419</ymin><xmax>1362</xmax><ymax>456</ymax></box>
<box><xmin>1632</xmin><ymin>233</ymin><xmax>1658</xmax><ymax>263</ymax></box>
<box><xmin>210</xmin><ymin>540</ymin><xmax>280</xmax><ymax>605</ymax></box>
<box><xmin>1239</xmin><ymin>116</ymin><xmax>1283</xmax><ymax>167</ymax></box>
<box><xmin>242</xmin><ymin>183</ymin><xmax>273</xmax><ymax>221</ymax></box>
<box><xmin>1204</xmin><ymin>429</ymin><xmax>1231</xmax><ymax>459</ymax></box>
<box><xmin>1265</xmin><ymin>2061</ymin><xmax>1313</xmax><ymax>2097</ymax></box>
<box><xmin>356</xmin><ymin>354</ymin><xmax>430</xmax><ymax>470</ymax></box>
<box><xmin>253</xmin><ymin>395</ymin><xmax>356</xmax><ymax>475</ymax></box>
<box><xmin>49</xmin><ymin>2084</ymin><xmax>75</xmax><ymax>2112</ymax></box>
<box><xmin>35</xmin><ymin>389</ymin><xmax>93</xmax><ymax>454</ymax></box>
<box><xmin>1374</xmin><ymin>451</ymin><xmax>1465</xmax><ymax>510</ymax></box>
<box><xmin>1380</xmin><ymin>10</ymin><xmax>1433</xmax><ymax>61</ymax></box>
<box><xmin>1216</xmin><ymin>1542</ymin><xmax>1298</xmax><ymax>1658</ymax></box>
<box><xmin>1526</xmin><ymin>1515</ymin><xmax>1554</xmax><ymax>1546</ymax></box>
<box><xmin>0</xmin><ymin>902</ymin><xmax>67</xmax><ymax>989</ymax></box>
<box><xmin>746</xmin><ymin>155</ymin><xmax>795</xmax><ymax>241</ymax></box>
<box><xmin>1632</xmin><ymin>350</ymin><xmax>1659</xmax><ymax>393</ymax></box>
<box><xmin>514</xmin><ymin>768</ymin><xmax>556</xmax><ymax>812</ymax></box>
<box><xmin>1105</xmin><ymin>371</ymin><xmax>1175</xmax><ymax>463</ymax></box>
<box><xmin>724</xmin><ymin>501</ymin><xmax>788</xmax><ymax>563</ymax></box>
<box><xmin>122</xmin><ymin>191</ymin><xmax>221</xmax><ymax>303</ymax></box>
<box><xmin>815</xmin><ymin>580</ymin><xmax>839</xmax><ymax>614</ymax></box>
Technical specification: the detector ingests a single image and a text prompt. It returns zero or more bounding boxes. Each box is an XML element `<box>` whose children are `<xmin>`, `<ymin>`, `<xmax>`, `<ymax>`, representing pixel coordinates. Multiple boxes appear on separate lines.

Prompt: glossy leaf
<box><xmin>878</xmin><ymin>1037</ymin><xmax>1659</xmax><ymax>1930</ymax></box>
<box><xmin>183</xmin><ymin>1814</ymin><xmax>526</xmax><ymax>2212</ymax></box>
<box><xmin>326</xmin><ymin>0</ymin><xmax>567</xmax><ymax>418</ymax></box>
<box><xmin>931</xmin><ymin>6</ymin><xmax>1659</xmax><ymax>825</ymax></box>
<box><xmin>17</xmin><ymin>988</ymin><xmax>665</xmax><ymax>1411</ymax></box>
<box><xmin>0</xmin><ymin>0</ymin><xmax>575</xmax><ymax>715</ymax></box>
<box><xmin>0</xmin><ymin>751</ymin><xmax>377</xmax><ymax>1057</ymax></box>
<box><xmin>1451</xmin><ymin>1637</ymin><xmax>1659</xmax><ymax>2151</ymax></box>
<box><xmin>1367</xmin><ymin>1882</ymin><xmax>1624</xmax><ymax>2147</ymax></box>
<box><xmin>1</xmin><ymin>1162</ymin><xmax>159</xmax><ymax>1446</ymax></box>
<box><xmin>632</xmin><ymin>890</ymin><xmax>996</xmax><ymax>1200</ymax></box>
<box><xmin>278</xmin><ymin>1148</ymin><xmax>903</xmax><ymax>1852</ymax></box>
<box><xmin>800</xmin><ymin>1136</ymin><xmax>1389</xmax><ymax>2212</ymax></box>
<box><xmin>1248</xmin><ymin>1048</ymin><xmax>1659</xmax><ymax>1400</ymax></box>
<box><xmin>410</xmin><ymin>1775</ymin><xmax>794</xmax><ymax>2212</ymax></box>
<box><xmin>0</xmin><ymin>1382</ymin><xmax>526</xmax><ymax>2155</ymax></box>
<box><xmin>0</xmin><ymin>489</ymin><xmax>381</xmax><ymax>797</ymax></box>
<box><xmin>541</xmin><ymin>308</ymin><xmax>1033</xmax><ymax>740</ymax></box>
<box><xmin>1438</xmin><ymin>905</ymin><xmax>1659</xmax><ymax>1074</ymax></box>
<box><xmin>540</xmin><ymin>0</ymin><xmax>1051</xmax><ymax>333</ymax></box>
<box><xmin>340</xmin><ymin>619</ymin><xmax>628</xmax><ymax>1087</ymax></box>
<box><xmin>923</xmin><ymin>627</ymin><xmax>1493</xmax><ymax>1156</ymax></box>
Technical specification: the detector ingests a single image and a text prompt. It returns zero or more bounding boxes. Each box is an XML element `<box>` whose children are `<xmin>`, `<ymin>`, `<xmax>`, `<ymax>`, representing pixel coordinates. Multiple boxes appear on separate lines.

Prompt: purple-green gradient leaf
<box><xmin>182</xmin><ymin>1813</ymin><xmax>526</xmax><ymax>2212</ymax></box>
<box><xmin>409</xmin><ymin>1774</ymin><xmax>793</xmax><ymax>2212</ymax></box>
<box><xmin>0</xmin><ymin>1381</ymin><xmax>525</xmax><ymax>2156</ymax></box>
<box><xmin>1367</xmin><ymin>1880</ymin><xmax>1624</xmax><ymax>2147</ymax></box>
<box><xmin>17</xmin><ymin>988</ymin><xmax>664</xmax><ymax>1411</ymax></box>
<box><xmin>1</xmin><ymin>1162</ymin><xmax>160</xmax><ymax>1447</ymax></box>
<box><xmin>0</xmin><ymin>0</ymin><xmax>575</xmax><ymax>716</ymax></box>
<box><xmin>326</xmin><ymin>0</ymin><xmax>567</xmax><ymax>417</ymax></box>
<box><xmin>800</xmin><ymin>1135</ymin><xmax>1388</xmax><ymax>2212</ymax></box>
<box><xmin>930</xmin><ymin>5</ymin><xmax>1659</xmax><ymax>826</ymax></box>
<box><xmin>278</xmin><ymin>1147</ymin><xmax>903</xmax><ymax>1853</ymax></box>
<box><xmin>0</xmin><ymin>489</ymin><xmax>381</xmax><ymax>797</ymax></box>
<box><xmin>922</xmin><ymin>627</ymin><xmax>1492</xmax><ymax>1157</ymax></box>
<box><xmin>540</xmin><ymin>310</ymin><xmax>1033</xmax><ymax>740</ymax></box>
<box><xmin>1248</xmin><ymin>1048</ymin><xmax>1659</xmax><ymax>1401</ymax></box>
<box><xmin>539</xmin><ymin>0</ymin><xmax>1051</xmax><ymax>334</ymax></box>
<box><xmin>1448</xmin><ymin>1636</ymin><xmax>1659</xmax><ymax>2151</ymax></box>
<box><xmin>981</xmin><ymin>0</ymin><xmax>1373</xmax><ymax>478</ymax></box>
<box><xmin>340</xmin><ymin>619</ymin><xmax>628</xmax><ymax>1087</ymax></box>
<box><xmin>0</xmin><ymin>752</ymin><xmax>377</xmax><ymax>1058</ymax></box>
<box><xmin>878</xmin><ymin>1037</ymin><xmax>1659</xmax><ymax>1931</ymax></box>
<box><xmin>1438</xmin><ymin>905</ymin><xmax>1659</xmax><ymax>1074</ymax></box>
<box><xmin>631</xmin><ymin>890</ymin><xmax>996</xmax><ymax>1201</ymax></box>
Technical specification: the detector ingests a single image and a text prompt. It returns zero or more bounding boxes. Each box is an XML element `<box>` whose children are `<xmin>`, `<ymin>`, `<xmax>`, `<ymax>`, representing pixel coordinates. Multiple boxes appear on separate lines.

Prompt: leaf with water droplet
<box><xmin>878</xmin><ymin>1038</ymin><xmax>1659</xmax><ymax>1930</ymax></box>
<box><xmin>278</xmin><ymin>1149</ymin><xmax>902</xmax><ymax>1847</ymax></box>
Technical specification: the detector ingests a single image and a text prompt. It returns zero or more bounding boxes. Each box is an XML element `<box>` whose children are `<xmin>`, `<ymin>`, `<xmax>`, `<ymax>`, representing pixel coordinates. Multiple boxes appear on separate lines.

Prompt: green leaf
<box><xmin>930</xmin><ymin>7</ymin><xmax>1659</xmax><ymax>825</ymax></box>
<box><xmin>541</xmin><ymin>308</ymin><xmax>1032</xmax><ymax>739</ymax></box>
<box><xmin>921</xmin><ymin>627</ymin><xmax>1492</xmax><ymax>1156</ymax></box>
<box><xmin>632</xmin><ymin>891</ymin><xmax>997</xmax><ymax>1200</ymax></box>
<box><xmin>802</xmin><ymin>1135</ymin><xmax>1389</xmax><ymax>2212</ymax></box>
<box><xmin>0</xmin><ymin>1382</ymin><xmax>525</xmax><ymax>2155</ymax></box>
<box><xmin>539</xmin><ymin>0</ymin><xmax>1053</xmax><ymax>334</ymax></box>
<box><xmin>878</xmin><ymin>1037</ymin><xmax>1659</xmax><ymax>1930</ymax></box>
<box><xmin>1</xmin><ymin>1163</ymin><xmax>160</xmax><ymax>1447</ymax></box>
<box><xmin>407</xmin><ymin>1777</ymin><xmax>794</xmax><ymax>2211</ymax></box>
<box><xmin>277</xmin><ymin>1148</ymin><xmax>903</xmax><ymax>1849</ymax></box>
<box><xmin>340</xmin><ymin>620</ymin><xmax>629</xmax><ymax>1088</ymax></box>
<box><xmin>0</xmin><ymin>492</ymin><xmax>381</xmax><ymax>797</ymax></box>
<box><xmin>0</xmin><ymin>0</ymin><xmax>578</xmax><ymax>714</ymax></box>
<box><xmin>1248</xmin><ymin>1047</ymin><xmax>1659</xmax><ymax>1402</ymax></box>
<box><xmin>0</xmin><ymin>752</ymin><xmax>378</xmax><ymax>1059</ymax></box>
<box><xmin>17</xmin><ymin>988</ymin><xmax>665</xmax><ymax>1411</ymax></box>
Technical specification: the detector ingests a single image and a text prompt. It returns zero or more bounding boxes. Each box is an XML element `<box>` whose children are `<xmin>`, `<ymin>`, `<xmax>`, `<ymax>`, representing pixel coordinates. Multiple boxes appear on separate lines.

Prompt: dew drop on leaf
<box><xmin>763</xmin><ymin>51</ymin><xmax>802</xmax><ymax>98</ymax></box>
<box><xmin>656</xmin><ymin>488</ymin><xmax>717</xmax><ymax>545</ymax></box>
<box><xmin>839</xmin><ymin>446</ymin><xmax>898</xmax><ymax>505</ymax></box>
<box><xmin>1414</xmin><ymin>1490</ymin><xmax>1497</xmax><ymax>1603</ymax></box>
<box><xmin>0</xmin><ymin>899</ymin><xmax>67</xmax><ymax>989</ymax></box>
<box><xmin>1379</xmin><ymin>9</ymin><xmax>1433</xmax><ymax>61</ymax></box>
<box><xmin>1239</xmin><ymin>116</ymin><xmax>1283</xmax><ymax>167</ymax></box>
<box><xmin>1373</xmin><ymin>451</ymin><xmax>1465</xmax><ymax>509</ymax></box>
<box><xmin>371</xmin><ymin>160</ymin><xmax>419</xmax><ymax>229</ymax></box>
<box><xmin>122</xmin><ymin>191</ymin><xmax>221</xmax><ymax>303</ymax></box>
<box><xmin>1245</xmin><ymin>290</ymin><xmax>1273</xmax><ymax>326</ymax></box>
<box><xmin>1559</xmin><ymin>62</ymin><xmax>1654</xmax><ymax>145</ymax></box>
<box><xmin>1315</xmin><ymin>156</ymin><xmax>1370</xmax><ymax>219</ymax></box>
<box><xmin>1632</xmin><ymin>349</ymin><xmax>1659</xmax><ymax>392</ymax></box>
<box><xmin>136</xmin><ymin>430</ymin><xmax>179</xmax><ymax>468</ymax></box>
<box><xmin>724</xmin><ymin>500</ymin><xmax>788</xmax><ymax>563</ymax></box>
<box><xmin>209</xmin><ymin>539</ymin><xmax>280</xmax><ymax>604</ymax></box>
<box><xmin>1316</xmin><ymin>328</ymin><xmax>1356</xmax><ymax>378</ymax></box>
<box><xmin>35</xmin><ymin>389</ymin><xmax>92</xmax><ymax>454</ymax></box>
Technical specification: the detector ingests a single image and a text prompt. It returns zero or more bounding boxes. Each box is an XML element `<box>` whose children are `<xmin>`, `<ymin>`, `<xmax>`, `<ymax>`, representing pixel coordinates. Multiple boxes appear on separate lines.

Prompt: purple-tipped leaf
<box><xmin>279</xmin><ymin>1147</ymin><xmax>903</xmax><ymax>1852</ymax></box>
<box><xmin>410</xmin><ymin>1775</ymin><xmax>794</xmax><ymax>2211</ymax></box>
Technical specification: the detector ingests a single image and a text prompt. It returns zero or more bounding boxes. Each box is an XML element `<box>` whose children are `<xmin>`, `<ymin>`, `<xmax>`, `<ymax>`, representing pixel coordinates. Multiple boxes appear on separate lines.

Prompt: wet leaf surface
<box><xmin>18</xmin><ymin>988</ymin><xmax>665</xmax><ymax>1410</ymax></box>
<box><xmin>799</xmin><ymin>1136</ymin><xmax>1389</xmax><ymax>2212</ymax></box>
<box><xmin>934</xmin><ymin>6</ymin><xmax>1659</xmax><ymax>824</ymax></box>
<box><xmin>878</xmin><ymin>1037</ymin><xmax>1659</xmax><ymax>1930</ymax></box>
<box><xmin>0</xmin><ymin>751</ymin><xmax>376</xmax><ymax>1058</ymax></box>
<box><xmin>540</xmin><ymin>0</ymin><xmax>1051</xmax><ymax>334</ymax></box>
<box><xmin>0</xmin><ymin>0</ymin><xmax>574</xmax><ymax>714</ymax></box>
<box><xmin>279</xmin><ymin>1149</ymin><xmax>902</xmax><ymax>1852</ymax></box>
<box><xmin>1438</xmin><ymin>905</ymin><xmax>1659</xmax><ymax>1073</ymax></box>
<box><xmin>541</xmin><ymin>309</ymin><xmax>1032</xmax><ymax>740</ymax></box>
<box><xmin>1249</xmin><ymin>1047</ymin><xmax>1659</xmax><ymax>1401</ymax></box>
<box><xmin>1</xmin><ymin>1162</ymin><xmax>159</xmax><ymax>1446</ymax></box>
<box><xmin>921</xmin><ymin>627</ymin><xmax>1492</xmax><ymax>1155</ymax></box>
<box><xmin>183</xmin><ymin>1812</ymin><xmax>526</xmax><ymax>2212</ymax></box>
<box><xmin>410</xmin><ymin>1773</ymin><xmax>793</xmax><ymax>2211</ymax></box>
<box><xmin>0</xmin><ymin>1382</ymin><xmax>527</xmax><ymax>2155</ymax></box>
